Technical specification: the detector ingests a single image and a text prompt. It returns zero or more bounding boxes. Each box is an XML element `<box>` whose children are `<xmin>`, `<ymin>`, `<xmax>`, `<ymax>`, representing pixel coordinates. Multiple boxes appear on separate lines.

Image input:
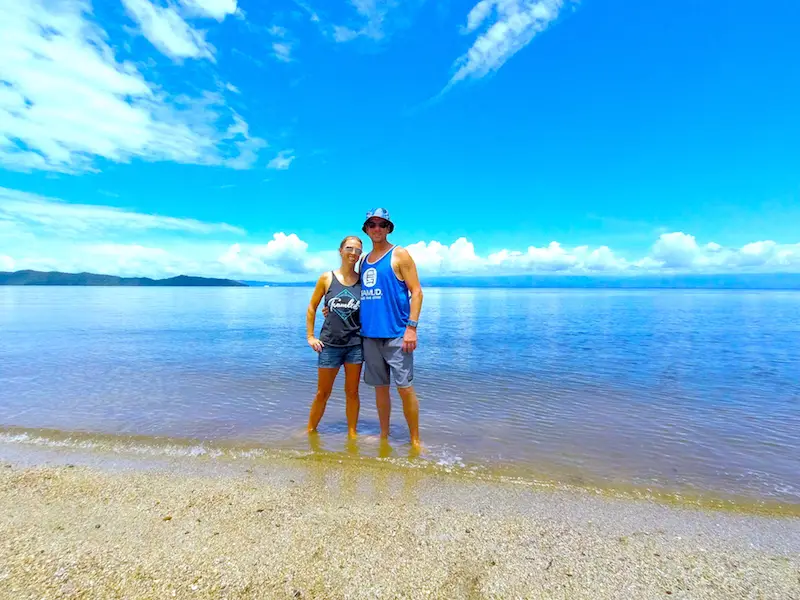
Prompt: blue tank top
<box><xmin>359</xmin><ymin>246</ymin><xmax>410</xmax><ymax>338</ymax></box>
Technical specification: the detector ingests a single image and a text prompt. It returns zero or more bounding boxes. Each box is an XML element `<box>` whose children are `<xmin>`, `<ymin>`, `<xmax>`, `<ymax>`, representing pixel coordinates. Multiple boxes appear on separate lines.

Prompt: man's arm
<box><xmin>394</xmin><ymin>247</ymin><xmax>423</xmax><ymax>352</ymax></box>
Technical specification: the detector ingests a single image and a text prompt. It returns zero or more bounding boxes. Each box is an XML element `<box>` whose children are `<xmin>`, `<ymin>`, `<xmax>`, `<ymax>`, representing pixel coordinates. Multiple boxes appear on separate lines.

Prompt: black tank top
<box><xmin>320</xmin><ymin>271</ymin><xmax>361</xmax><ymax>347</ymax></box>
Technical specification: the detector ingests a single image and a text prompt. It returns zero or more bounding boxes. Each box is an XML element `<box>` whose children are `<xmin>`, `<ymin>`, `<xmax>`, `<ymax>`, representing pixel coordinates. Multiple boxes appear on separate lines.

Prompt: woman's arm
<box><xmin>306</xmin><ymin>273</ymin><xmax>331</xmax><ymax>352</ymax></box>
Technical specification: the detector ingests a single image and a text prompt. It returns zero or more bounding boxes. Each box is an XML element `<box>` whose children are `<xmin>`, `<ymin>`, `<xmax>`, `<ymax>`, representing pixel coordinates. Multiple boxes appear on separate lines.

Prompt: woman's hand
<box><xmin>308</xmin><ymin>337</ymin><xmax>324</xmax><ymax>353</ymax></box>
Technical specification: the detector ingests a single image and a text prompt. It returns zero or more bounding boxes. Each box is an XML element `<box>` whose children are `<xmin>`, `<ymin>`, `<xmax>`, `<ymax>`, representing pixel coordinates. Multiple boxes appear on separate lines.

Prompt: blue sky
<box><xmin>1</xmin><ymin>0</ymin><xmax>799</xmax><ymax>280</ymax></box>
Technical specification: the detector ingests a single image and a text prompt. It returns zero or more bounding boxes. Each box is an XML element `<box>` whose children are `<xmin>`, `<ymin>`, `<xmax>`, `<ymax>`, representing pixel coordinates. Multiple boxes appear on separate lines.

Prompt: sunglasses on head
<box><xmin>366</xmin><ymin>220</ymin><xmax>390</xmax><ymax>229</ymax></box>
<box><xmin>342</xmin><ymin>246</ymin><xmax>362</xmax><ymax>255</ymax></box>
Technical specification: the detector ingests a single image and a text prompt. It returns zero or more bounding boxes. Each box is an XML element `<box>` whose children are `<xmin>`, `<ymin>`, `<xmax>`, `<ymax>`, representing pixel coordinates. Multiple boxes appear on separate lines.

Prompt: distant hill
<box><xmin>0</xmin><ymin>270</ymin><xmax>247</xmax><ymax>287</ymax></box>
<box><xmin>243</xmin><ymin>273</ymin><xmax>800</xmax><ymax>290</ymax></box>
<box><xmin>6</xmin><ymin>270</ymin><xmax>799</xmax><ymax>289</ymax></box>
<box><xmin>240</xmin><ymin>280</ymin><xmax>315</xmax><ymax>287</ymax></box>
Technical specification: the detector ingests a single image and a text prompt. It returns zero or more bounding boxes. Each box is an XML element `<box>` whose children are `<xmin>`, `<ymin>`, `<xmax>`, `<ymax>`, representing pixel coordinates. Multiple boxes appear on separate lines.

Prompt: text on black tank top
<box><xmin>320</xmin><ymin>271</ymin><xmax>361</xmax><ymax>347</ymax></box>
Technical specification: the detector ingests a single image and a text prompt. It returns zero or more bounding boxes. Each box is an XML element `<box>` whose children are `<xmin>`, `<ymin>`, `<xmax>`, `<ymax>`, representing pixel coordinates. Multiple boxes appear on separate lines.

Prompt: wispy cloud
<box><xmin>448</xmin><ymin>0</ymin><xmax>568</xmax><ymax>87</ymax></box>
<box><xmin>272</xmin><ymin>42</ymin><xmax>293</xmax><ymax>62</ymax></box>
<box><xmin>324</xmin><ymin>0</ymin><xmax>426</xmax><ymax>43</ymax></box>
<box><xmin>269</xmin><ymin>25</ymin><xmax>288</xmax><ymax>37</ymax></box>
<box><xmin>0</xmin><ymin>0</ymin><xmax>265</xmax><ymax>173</ymax></box>
<box><xmin>340</xmin><ymin>0</ymin><xmax>390</xmax><ymax>40</ymax></box>
<box><xmin>120</xmin><ymin>0</ymin><xmax>240</xmax><ymax>61</ymax></box>
<box><xmin>181</xmin><ymin>0</ymin><xmax>240</xmax><ymax>21</ymax></box>
<box><xmin>121</xmin><ymin>0</ymin><xmax>215</xmax><ymax>61</ymax></box>
<box><xmin>0</xmin><ymin>188</ymin><xmax>244</xmax><ymax>237</ymax></box>
<box><xmin>267</xmin><ymin>150</ymin><xmax>296</xmax><ymax>170</ymax></box>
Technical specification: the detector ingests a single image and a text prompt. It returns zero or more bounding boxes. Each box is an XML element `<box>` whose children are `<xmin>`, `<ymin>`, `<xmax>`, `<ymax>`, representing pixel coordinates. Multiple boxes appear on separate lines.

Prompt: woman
<box><xmin>306</xmin><ymin>235</ymin><xmax>363</xmax><ymax>438</ymax></box>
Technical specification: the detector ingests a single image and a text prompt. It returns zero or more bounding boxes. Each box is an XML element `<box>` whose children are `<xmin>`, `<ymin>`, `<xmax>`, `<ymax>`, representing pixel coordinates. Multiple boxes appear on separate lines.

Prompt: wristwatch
<box><xmin>407</xmin><ymin>319</ymin><xmax>418</xmax><ymax>329</ymax></box>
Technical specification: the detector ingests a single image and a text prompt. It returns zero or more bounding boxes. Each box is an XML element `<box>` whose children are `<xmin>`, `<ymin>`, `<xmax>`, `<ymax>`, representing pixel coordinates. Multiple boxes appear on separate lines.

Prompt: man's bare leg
<box><xmin>375</xmin><ymin>385</ymin><xmax>391</xmax><ymax>439</ymax></box>
<box><xmin>397</xmin><ymin>386</ymin><xmax>421</xmax><ymax>449</ymax></box>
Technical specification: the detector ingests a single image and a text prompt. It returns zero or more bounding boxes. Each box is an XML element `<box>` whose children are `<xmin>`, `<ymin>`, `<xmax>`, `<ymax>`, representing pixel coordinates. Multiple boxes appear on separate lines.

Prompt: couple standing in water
<box><xmin>305</xmin><ymin>208</ymin><xmax>423</xmax><ymax>449</ymax></box>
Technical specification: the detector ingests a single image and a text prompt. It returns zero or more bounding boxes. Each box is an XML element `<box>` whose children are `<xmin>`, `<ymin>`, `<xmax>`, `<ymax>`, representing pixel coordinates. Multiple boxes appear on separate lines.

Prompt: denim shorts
<box><xmin>318</xmin><ymin>344</ymin><xmax>363</xmax><ymax>369</ymax></box>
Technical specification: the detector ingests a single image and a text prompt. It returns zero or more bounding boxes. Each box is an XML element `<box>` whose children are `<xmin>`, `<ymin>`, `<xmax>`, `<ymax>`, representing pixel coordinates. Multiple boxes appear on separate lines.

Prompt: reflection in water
<box><xmin>1</xmin><ymin>287</ymin><xmax>800</xmax><ymax>504</ymax></box>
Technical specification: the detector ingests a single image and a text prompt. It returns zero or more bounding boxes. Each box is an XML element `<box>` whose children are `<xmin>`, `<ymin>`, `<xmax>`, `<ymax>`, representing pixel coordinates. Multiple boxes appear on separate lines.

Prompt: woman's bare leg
<box><xmin>343</xmin><ymin>362</ymin><xmax>362</xmax><ymax>438</ymax></box>
<box><xmin>307</xmin><ymin>367</ymin><xmax>340</xmax><ymax>432</ymax></box>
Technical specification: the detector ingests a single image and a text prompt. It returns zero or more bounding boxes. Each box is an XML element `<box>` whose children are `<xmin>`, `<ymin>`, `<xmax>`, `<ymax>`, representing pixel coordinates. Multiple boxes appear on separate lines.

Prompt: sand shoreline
<box><xmin>1</xmin><ymin>455</ymin><xmax>798</xmax><ymax>599</ymax></box>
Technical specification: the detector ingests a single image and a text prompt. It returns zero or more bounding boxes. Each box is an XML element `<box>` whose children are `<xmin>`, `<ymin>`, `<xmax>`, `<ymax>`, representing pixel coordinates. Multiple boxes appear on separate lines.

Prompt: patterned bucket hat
<box><xmin>362</xmin><ymin>208</ymin><xmax>395</xmax><ymax>233</ymax></box>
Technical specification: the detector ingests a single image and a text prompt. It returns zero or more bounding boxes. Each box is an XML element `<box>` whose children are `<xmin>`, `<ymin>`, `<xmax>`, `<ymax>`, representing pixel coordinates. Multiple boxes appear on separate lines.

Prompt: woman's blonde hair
<box><xmin>339</xmin><ymin>235</ymin><xmax>363</xmax><ymax>250</ymax></box>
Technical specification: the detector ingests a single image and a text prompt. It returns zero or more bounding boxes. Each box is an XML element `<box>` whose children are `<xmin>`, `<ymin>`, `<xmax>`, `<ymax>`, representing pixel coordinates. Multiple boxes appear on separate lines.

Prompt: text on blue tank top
<box><xmin>360</xmin><ymin>246</ymin><xmax>410</xmax><ymax>338</ymax></box>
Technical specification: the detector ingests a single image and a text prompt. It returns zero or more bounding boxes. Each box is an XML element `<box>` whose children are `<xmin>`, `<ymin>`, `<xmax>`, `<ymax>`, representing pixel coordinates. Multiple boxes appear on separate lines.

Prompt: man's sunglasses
<box><xmin>343</xmin><ymin>246</ymin><xmax>362</xmax><ymax>255</ymax></box>
<box><xmin>366</xmin><ymin>220</ymin><xmax>390</xmax><ymax>229</ymax></box>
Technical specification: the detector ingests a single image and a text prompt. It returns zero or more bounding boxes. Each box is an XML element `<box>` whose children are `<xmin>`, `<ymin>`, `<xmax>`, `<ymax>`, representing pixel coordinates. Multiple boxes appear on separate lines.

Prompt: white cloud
<box><xmin>651</xmin><ymin>232</ymin><xmax>700</xmax><ymax>269</ymax></box>
<box><xmin>448</xmin><ymin>0</ymin><xmax>566</xmax><ymax>87</ymax></box>
<box><xmin>180</xmin><ymin>0</ymin><xmax>239</xmax><ymax>21</ymax></box>
<box><xmin>7</xmin><ymin>231</ymin><xmax>800</xmax><ymax>280</ymax></box>
<box><xmin>334</xmin><ymin>0</ymin><xmax>389</xmax><ymax>41</ymax></box>
<box><xmin>225</xmin><ymin>83</ymin><xmax>240</xmax><ymax>94</ymax></box>
<box><xmin>333</xmin><ymin>25</ymin><xmax>361</xmax><ymax>43</ymax></box>
<box><xmin>329</xmin><ymin>0</ymin><xmax>426</xmax><ymax>43</ymax></box>
<box><xmin>406</xmin><ymin>234</ymin><xmax>800</xmax><ymax>276</ymax></box>
<box><xmin>267</xmin><ymin>150</ymin><xmax>296</xmax><ymax>170</ymax></box>
<box><xmin>272</xmin><ymin>42</ymin><xmax>292</xmax><ymax>63</ymax></box>
<box><xmin>574</xmin><ymin>245</ymin><xmax>627</xmax><ymax>272</ymax></box>
<box><xmin>644</xmin><ymin>233</ymin><xmax>800</xmax><ymax>272</ymax></box>
<box><xmin>121</xmin><ymin>0</ymin><xmax>239</xmax><ymax>61</ymax></box>
<box><xmin>402</xmin><ymin>239</ymin><xmax>629</xmax><ymax>275</ymax></box>
<box><xmin>0</xmin><ymin>187</ymin><xmax>244</xmax><ymax>236</ymax></box>
<box><xmin>488</xmin><ymin>241</ymin><xmax>579</xmax><ymax>272</ymax></box>
<box><xmin>2</xmin><ymin>187</ymin><xmax>799</xmax><ymax>279</ymax></box>
<box><xmin>218</xmin><ymin>234</ymin><xmax>334</xmax><ymax>277</ymax></box>
<box><xmin>406</xmin><ymin>238</ymin><xmax>483</xmax><ymax>273</ymax></box>
<box><xmin>82</xmin><ymin>243</ymin><xmax>189</xmax><ymax>277</ymax></box>
<box><xmin>0</xmin><ymin>0</ymin><xmax>264</xmax><ymax>173</ymax></box>
<box><xmin>121</xmin><ymin>0</ymin><xmax>215</xmax><ymax>61</ymax></box>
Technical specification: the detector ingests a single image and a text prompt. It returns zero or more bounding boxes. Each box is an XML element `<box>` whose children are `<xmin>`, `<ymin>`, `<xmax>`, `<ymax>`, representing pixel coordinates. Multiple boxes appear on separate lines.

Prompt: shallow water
<box><xmin>1</xmin><ymin>286</ymin><xmax>799</xmax><ymax>506</ymax></box>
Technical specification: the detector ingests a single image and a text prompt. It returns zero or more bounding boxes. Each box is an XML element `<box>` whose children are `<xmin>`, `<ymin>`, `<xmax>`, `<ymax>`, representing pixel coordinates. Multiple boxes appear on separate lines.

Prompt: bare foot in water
<box><xmin>407</xmin><ymin>441</ymin><xmax>425</xmax><ymax>459</ymax></box>
<box><xmin>378</xmin><ymin>437</ymin><xmax>394</xmax><ymax>458</ymax></box>
<box><xmin>307</xmin><ymin>431</ymin><xmax>322</xmax><ymax>453</ymax></box>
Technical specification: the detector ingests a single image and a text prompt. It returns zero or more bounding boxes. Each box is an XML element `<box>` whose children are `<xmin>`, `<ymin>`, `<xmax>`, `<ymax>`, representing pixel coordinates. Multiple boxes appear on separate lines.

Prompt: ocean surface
<box><xmin>1</xmin><ymin>287</ymin><xmax>799</xmax><ymax>508</ymax></box>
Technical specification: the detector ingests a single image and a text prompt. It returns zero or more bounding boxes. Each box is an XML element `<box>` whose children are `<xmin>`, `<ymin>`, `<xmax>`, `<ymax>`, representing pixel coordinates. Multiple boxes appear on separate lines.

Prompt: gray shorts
<box><xmin>362</xmin><ymin>337</ymin><xmax>413</xmax><ymax>388</ymax></box>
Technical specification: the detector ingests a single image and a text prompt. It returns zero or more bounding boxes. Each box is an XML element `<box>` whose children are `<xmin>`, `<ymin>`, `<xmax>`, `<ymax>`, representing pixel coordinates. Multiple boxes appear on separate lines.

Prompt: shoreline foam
<box><xmin>2</xmin><ymin>425</ymin><xmax>800</xmax><ymax>518</ymax></box>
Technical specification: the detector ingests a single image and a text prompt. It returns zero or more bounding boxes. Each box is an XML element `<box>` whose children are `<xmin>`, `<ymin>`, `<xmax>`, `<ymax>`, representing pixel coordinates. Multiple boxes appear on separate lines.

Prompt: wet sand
<box><xmin>1</xmin><ymin>460</ymin><xmax>798</xmax><ymax>600</ymax></box>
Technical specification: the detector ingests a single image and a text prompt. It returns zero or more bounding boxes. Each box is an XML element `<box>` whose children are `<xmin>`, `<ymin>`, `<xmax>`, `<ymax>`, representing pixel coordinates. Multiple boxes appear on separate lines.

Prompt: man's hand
<box><xmin>402</xmin><ymin>327</ymin><xmax>417</xmax><ymax>353</ymax></box>
<box><xmin>308</xmin><ymin>337</ymin><xmax>324</xmax><ymax>352</ymax></box>
<box><xmin>321</xmin><ymin>306</ymin><xmax>330</xmax><ymax>318</ymax></box>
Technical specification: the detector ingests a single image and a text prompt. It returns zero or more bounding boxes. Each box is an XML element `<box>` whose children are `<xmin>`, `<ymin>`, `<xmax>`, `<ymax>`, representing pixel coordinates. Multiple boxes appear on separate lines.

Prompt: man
<box><xmin>357</xmin><ymin>208</ymin><xmax>423</xmax><ymax>449</ymax></box>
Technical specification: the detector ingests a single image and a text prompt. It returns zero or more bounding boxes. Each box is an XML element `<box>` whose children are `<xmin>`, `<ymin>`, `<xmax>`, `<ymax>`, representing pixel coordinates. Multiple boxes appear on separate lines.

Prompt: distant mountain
<box><xmin>8</xmin><ymin>270</ymin><xmax>798</xmax><ymax>289</ymax></box>
<box><xmin>242</xmin><ymin>273</ymin><xmax>800</xmax><ymax>290</ymax></box>
<box><xmin>0</xmin><ymin>270</ymin><xmax>247</xmax><ymax>287</ymax></box>
<box><xmin>240</xmin><ymin>280</ymin><xmax>315</xmax><ymax>287</ymax></box>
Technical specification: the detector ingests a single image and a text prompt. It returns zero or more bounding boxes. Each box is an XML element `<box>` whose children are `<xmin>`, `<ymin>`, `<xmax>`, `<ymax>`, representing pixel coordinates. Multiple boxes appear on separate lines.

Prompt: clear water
<box><xmin>1</xmin><ymin>287</ymin><xmax>798</xmax><ymax>505</ymax></box>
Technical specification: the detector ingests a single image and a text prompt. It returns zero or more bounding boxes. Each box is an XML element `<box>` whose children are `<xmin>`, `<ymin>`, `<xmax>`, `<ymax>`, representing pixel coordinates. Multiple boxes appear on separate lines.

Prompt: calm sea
<box><xmin>1</xmin><ymin>287</ymin><xmax>798</xmax><ymax>507</ymax></box>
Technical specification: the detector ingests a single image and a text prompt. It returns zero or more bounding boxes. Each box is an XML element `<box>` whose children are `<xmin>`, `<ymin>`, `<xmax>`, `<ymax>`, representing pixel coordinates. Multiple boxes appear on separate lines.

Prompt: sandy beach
<box><xmin>1</xmin><ymin>455</ymin><xmax>798</xmax><ymax>600</ymax></box>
